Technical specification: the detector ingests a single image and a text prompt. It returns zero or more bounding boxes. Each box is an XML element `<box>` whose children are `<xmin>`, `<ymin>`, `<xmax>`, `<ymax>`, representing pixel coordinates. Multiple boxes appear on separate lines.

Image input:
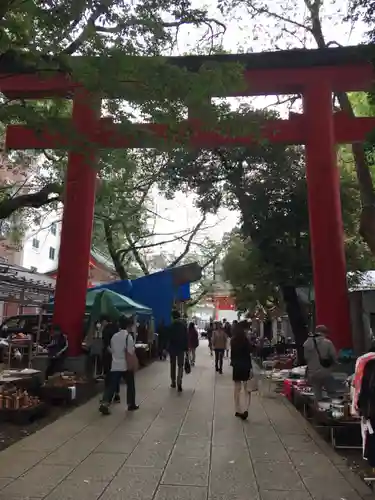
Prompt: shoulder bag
<box><xmin>312</xmin><ymin>336</ymin><xmax>333</xmax><ymax>369</ymax></box>
<box><xmin>125</xmin><ymin>333</ymin><xmax>139</xmax><ymax>372</ymax></box>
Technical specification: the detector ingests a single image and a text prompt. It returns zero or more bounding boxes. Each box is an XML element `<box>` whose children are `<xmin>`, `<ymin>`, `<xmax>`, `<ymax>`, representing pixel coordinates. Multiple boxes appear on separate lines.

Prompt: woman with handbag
<box><xmin>99</xmin><ymin>316</ymin><xmax>139</xmax><ymax>415</ymax></box>
<box><xmin>230</xmin><ymin>323</ymin><xmax>254</xmax><ymax>420</ymax></box>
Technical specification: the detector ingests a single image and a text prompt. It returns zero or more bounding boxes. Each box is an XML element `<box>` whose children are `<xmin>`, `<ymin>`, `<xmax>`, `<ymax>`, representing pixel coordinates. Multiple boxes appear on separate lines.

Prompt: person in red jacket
<box><xmin>188</xmin><ymin>322</ymin><xmax>199</xmax><ymax>366</ymax></box>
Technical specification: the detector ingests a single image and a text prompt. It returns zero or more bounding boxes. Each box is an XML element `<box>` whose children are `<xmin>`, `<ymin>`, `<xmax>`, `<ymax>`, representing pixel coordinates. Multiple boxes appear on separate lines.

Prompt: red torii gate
<box><xmin>1</xmin><ymin>45</ymin><xmax>375</xmax><ymax>355</ymax></box>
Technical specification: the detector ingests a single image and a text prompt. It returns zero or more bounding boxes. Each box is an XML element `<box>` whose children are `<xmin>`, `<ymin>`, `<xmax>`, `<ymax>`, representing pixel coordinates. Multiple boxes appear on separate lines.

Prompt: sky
<box><xmin>146</xmin><ymin>0</ymin><xmax>367</xmax><ymax>259</ymax></box>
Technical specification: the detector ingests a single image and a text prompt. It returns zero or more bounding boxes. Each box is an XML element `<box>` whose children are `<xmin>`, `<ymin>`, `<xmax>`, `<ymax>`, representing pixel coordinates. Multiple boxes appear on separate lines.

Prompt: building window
<box><xmin>51</xmin><ymin>223</ymin><xmax>57</xmax><ymax>236</ymax></box>
<box><xmin>32</xmin><ymin>238</ymin><xmax>39</xmax><ymax>249</ymax></box>
<box><xmin>49</xmin><ymin>247</ymin><xmax>56</xmax><ymax>260</ymax></box>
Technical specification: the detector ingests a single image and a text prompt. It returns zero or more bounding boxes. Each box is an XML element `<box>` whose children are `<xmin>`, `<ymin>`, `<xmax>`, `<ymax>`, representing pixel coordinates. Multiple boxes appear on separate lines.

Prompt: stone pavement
<box><xmin>0</xmin><ymin>343</ymin><xmax>372</xmax><ymax>500</ymax></box>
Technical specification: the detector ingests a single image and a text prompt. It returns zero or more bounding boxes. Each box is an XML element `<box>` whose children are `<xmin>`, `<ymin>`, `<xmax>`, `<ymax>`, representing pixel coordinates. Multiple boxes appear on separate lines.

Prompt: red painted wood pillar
<box><xmin>53</xmin><ymin>90</ymin><xmax>99</xmax><ymax>356</ymax></box>
<box><xmin>303</xmin><ymin>81</ymin><xmax>352</xmax><ymax>350</ymax></box>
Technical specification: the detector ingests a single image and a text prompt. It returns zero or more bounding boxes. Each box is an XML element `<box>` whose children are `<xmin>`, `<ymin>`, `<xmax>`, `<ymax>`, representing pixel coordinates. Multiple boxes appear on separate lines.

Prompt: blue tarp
<box><xmin>90</xmin><ymin>269</ymin><xmax>191</xmax><ymax>327</ymax></box>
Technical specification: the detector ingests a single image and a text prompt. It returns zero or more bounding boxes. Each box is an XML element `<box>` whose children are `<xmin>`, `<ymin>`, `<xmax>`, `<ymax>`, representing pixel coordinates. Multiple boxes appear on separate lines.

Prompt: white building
<box><xmin>21</xmin><ymin>214</ymin><xmax>61</xmax><ymax>273</ymax></box>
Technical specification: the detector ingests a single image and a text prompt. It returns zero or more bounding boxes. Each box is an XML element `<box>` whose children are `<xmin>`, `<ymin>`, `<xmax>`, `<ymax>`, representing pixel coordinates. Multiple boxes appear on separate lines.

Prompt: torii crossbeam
<box><xmin>1</xmin><ymin>45</ymin><xmax>375</xmax><ymax>355</ymax></box>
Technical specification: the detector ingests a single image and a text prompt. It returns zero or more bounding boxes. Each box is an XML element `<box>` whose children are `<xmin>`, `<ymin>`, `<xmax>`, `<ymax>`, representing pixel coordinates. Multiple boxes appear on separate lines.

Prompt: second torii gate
<box><xmin>1</xmin><ymin>45</ymin><xmax>375</xmax><ymax>354</ymax></box>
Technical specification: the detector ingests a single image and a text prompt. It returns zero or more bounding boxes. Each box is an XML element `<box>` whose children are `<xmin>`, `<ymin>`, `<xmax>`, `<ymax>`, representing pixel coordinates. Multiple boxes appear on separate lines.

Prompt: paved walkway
<box><xmin>0</xmin><ymin>343</ymin><xmax>372</xmax><ymax>500</ymax></box>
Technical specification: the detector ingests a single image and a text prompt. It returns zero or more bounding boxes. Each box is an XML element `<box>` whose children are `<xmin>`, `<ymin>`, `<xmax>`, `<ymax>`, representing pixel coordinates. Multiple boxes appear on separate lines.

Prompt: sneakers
<box><xmin>99</xmin><ymin>404</ymin><xmax>110</xmax><ymax>415</ymax></box>
<box><xmin>171</xmin><ymin>382</ymin><xmax>176</xmax><ymax>389</ymax></box>
<box><xmin>113</xmin><ymin>395</ymin><xmax>121</xmax><ymax>404</ymax></box>
<box><xmin>177</xmin><ymin>385</ymin><xmax>182</xmax><ymax>393</ymax></box>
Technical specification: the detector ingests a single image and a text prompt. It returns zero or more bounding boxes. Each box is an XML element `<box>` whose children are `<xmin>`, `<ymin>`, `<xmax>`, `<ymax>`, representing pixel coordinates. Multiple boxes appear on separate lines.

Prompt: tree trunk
<box><xmin>103</xmin><ymin>221</ymin><xmax>129</xmax><ymax>279</ymax></box>
<box><xmin>281</xmin><ymin>285</ymin><xmax>309</xmax><ymax>364</ymax></box>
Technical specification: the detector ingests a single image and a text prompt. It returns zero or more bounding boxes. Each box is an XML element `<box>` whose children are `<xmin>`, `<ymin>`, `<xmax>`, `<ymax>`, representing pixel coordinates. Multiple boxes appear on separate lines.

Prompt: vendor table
<box><xmin>292</xmin><ymin>387</ymin><xmax>362</xmax><ymax>450</ymax></box>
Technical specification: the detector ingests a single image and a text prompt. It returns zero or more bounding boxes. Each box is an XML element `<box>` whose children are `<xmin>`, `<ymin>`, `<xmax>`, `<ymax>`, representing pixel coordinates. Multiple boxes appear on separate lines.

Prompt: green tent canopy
<box><xmin>44</xmin><ymin>289</ymin><xmax>152</xmax><ymax>318</ymax></box>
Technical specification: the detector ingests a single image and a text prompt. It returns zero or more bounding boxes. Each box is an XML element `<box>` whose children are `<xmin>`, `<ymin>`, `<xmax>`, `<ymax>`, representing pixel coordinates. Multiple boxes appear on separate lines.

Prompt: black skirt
<box><xmin>232</xmin><ymin>364</ymin><xmax>251</xmax><ymax>382</ymax></box>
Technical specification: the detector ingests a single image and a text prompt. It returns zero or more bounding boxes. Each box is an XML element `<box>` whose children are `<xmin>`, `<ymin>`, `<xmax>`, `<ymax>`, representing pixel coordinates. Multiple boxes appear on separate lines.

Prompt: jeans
<box><xmin>215</xmin><ymin>349</ymin><xmax>224</xmax><ymax>372</ymax></box>
<box><xmin>170</xmin><ymin>351</ymin><xmax>184</xmax><ymax>386</ymax></box>
<box><xmin>102</xmin><ymin>371</ymin><xmax>136</xmax><ymax>407</ymax></box>
<box><xmin>308</xmin><ymin>370</ymin><xmax>336</xmax><ymax>401</ymax></box>
<box><xmin>46</xmin><ymin>356</ymin><xmax>65</xmax><ymax>378</ymax></box>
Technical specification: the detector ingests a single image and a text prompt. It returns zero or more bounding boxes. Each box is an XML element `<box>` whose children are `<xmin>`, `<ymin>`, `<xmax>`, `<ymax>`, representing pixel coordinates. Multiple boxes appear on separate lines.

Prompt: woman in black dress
<box><xmin>230</xmin><ymin>323</ymin><xmax>253</xmax><ymax>420</ymax></box>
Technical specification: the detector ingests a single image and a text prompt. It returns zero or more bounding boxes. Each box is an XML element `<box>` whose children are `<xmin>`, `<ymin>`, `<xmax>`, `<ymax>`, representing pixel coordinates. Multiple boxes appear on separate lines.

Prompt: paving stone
<box><xmin>243</xmin><ymin>424</ymin><xmax>280</xmax><ymax>441</ymax></box>
<box><xmin>67</xmin><ymin>452</ymin><xmax>127</xmax><ymax>482</ymax></box>
<box><xmin>260</xmin><ymin>491</ymin><xmax>311</xmax><ymax>500</ymax></box>
<box><xmin>336</xmin><ymin>464</ymin><xmax>374</xmax><ymax>497</ymax></box>
<box><xmin>302</xmin><ymin>476</ymin><xmax>362</xmax><ymax>500</ymax></box>
<box><xmin>0</xmin><ymin>450</ymin><xmax>47</xmax><ymax>478</ymax></box>
<box><xmin>210</xmin><ymin>446</ymin><xmax>257</xmax><ymax>497</ymax></box>
<box><xmin>253</xmin><ymin>462</ymin><xmax>305</xmax><ymax>491</ymax></box>
<box><xmin>44</xmin><ymin>478</ymin><xmax>108</xmax><ymax>500</ymax></box>
<box><xmin>1</xmin><ymin>464</ymin><xmax>71</xmax><ymax>498</ymax></box>
<box><xmin>172</xmin><ymin>436</ymin><xmax>211</xmax><ymax>459</ymax></box>
<box><xmin>155</xmin><ymin>485</ymin><xmax>208</xmax><ymax>500</ymax></box>
<box><xmin>126</xmin><ymin>441</ymin><xmax>173</xmax><ymax>467</ymax></box>
<box><xmin>210</xmin><ymin>494</ymin><xmax>259</xmax><ymax>500</ymax></box>
<box><xmin>43</xmin><ymin>440</ymin><xmax>94</xmax><ymax>466</ymax></box>
<box><xmin>162</xmin><ymin>456</ymin><xmax>209</xmax><ymax>486</ymax></box>
<box><xmin>100</xmin><ymin>466</ymin><xmax>163</xmax><ymax>500</ymax></box>
<box><xmin>0</xmin><ymin>344</ymin><xmax>368</xmax><ymax>500</ymax></box>
<box><xmin>279</xmin><ymin>434</ymin><xmax>321</xmax><ymax>453</ymax></box>
<box><xmin>95</xmin><ymin>432</ymin><xmax>141</xmax><ymax>454</ymax></box>
<box><xmin>289</xmin><ymin>451</ymin><xmax>333</xmax><ymax>470</ymax></box>
<box><xmin>141</xmin><ymin>424</ymin><xmax>180</xmax><ymax>443</ymax></box>
<box><xmin>248</xmin><ymin>438</ymin><xmax>290</xmax><ymax>462</ymax></box>
<box><xmin>0</xmin><ymin>478</ymin><xmax>14</xmax><ymax>490</ymax></box>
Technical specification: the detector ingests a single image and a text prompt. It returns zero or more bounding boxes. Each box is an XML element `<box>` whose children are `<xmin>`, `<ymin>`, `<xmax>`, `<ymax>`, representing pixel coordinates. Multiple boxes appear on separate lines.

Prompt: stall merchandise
<box><xmin>40</xmin><ymin>372</ymin><xmax>98</xmax><ymax>404</ymax></box>
<box><xmin>0</xmin><ymin>383</ymin><xmax>47</xmax><ymax>423</ymax></box>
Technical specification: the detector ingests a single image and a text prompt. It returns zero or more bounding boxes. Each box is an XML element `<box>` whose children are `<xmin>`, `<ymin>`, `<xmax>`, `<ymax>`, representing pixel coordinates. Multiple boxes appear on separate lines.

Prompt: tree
<box><xmin>0</xmin><ymin>0</ymin><xmax>243</xmax><ymax>225</ymax></box>
<box><xmin>159</xmin><ymin>105</ymin><xmax>375</xmax><ymax>356</ymax></box>
<box><xmin>217</xmin><ymin>0</ymin><xmax>375</xmax><ymax>254</ymax></box>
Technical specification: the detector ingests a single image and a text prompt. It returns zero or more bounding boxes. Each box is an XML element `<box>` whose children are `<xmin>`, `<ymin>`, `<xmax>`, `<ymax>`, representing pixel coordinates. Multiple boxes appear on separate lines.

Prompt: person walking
<box><xmin>167</xmin><ymin>310</ymin><xmax>188</xmax><ymax>392</ymax></box>
<box><xmin>101</xmin><ymin>316</ymin><xmax>120</xmax><ymax>403</ymax></box>
<box><xmin>303</xmin><ymin>325</ymin><xmax>337</xmax><ymax>401</ymax></box>
<box><xmin>46</xmin><ymin>325</ymin><xmax>68</xmax><ymax>378</ymax></box>
<box><xmin>157</xmin><ymin>320</ymin><xmax>167</xmax><ymax>360</ymax></box>
<box><xmin>230</xmin><ymin>323</ymin><xmax>253</xmax><ymax>420</ymax></box>
<box><xmin>188</xmin><ymin>322</ymin><xmax>199</xmax><ymax>366</ymax></box>
<box><xmin>207</xmin><ymin>321</ymin><xmax>214</xmax><ymax>356</ymax></box>
<box><xmin>99</xmin><ymin>316</ymin><xmax>139</xmax><ymax>415</ymax></box>
<box><xmin>212</xmin><ymin>322</ymin><xmax>227</xmax><ymax>374</ymax></box>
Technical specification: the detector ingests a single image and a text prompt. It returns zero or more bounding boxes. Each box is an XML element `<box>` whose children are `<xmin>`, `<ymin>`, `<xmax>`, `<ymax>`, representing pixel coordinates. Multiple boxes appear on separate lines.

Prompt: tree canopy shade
<box><xmin>158</xmin><ymin>105</ymin><xmax>375</xmax><ymax>356</ymax></box>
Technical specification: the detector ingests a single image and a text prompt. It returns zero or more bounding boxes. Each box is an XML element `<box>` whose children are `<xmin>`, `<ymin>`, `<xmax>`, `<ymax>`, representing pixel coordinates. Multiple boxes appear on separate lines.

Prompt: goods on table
<box><xmin>0</xmin><ymin>385</ymin><xmax>40</xmax><ymax>409</ymax></box>
<box><xmin>45</xmin><ymin>372</ymin><xmax>87</xmax><ymax>387</ymax></box>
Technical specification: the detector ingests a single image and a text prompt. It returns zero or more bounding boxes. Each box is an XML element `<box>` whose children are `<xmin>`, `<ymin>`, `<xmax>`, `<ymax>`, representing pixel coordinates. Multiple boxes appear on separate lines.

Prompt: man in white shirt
<box><xmin>99</xmin><ymin>316</ymin><xmax>139</xmax><ymax>415</ymax></box>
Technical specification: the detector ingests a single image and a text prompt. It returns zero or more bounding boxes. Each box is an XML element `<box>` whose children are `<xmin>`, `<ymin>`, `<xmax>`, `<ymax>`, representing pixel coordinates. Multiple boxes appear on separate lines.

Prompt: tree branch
<box><xmin>0</xmin><ymin>183</ymin><xmax>63</xmax><ymax>220</ymax></box>
<box><xmin>94</xmin><ymin>16</ymin><xmax>226</xmax><ymax>35</ymax></box>
<box><xmin>125</xmin><ymin>232</ymin><xmax>150</xmax><ymax>275</ymax></box>
<box><xmin>103</xmin><ymin>220</ymin><xmax>129</xmax><ymax>279</ymax></box>
<box><xmin>167</xmin><ymin>214</ymin><xmax>207</xmax><ymax>268</ymax></box>
<box><xmin>63</xmin><ymin>0</ymin><xmax>113</xmax><ymax>55</ymax></box>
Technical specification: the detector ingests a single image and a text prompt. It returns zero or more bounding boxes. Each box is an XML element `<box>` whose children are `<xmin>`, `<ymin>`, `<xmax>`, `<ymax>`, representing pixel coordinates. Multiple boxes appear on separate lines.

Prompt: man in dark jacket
<box><xmin>101</xmin><ymin>316</ymin><xmax>120</xmax><ymax>403</ymax></box>
<box><xmin>167</xmin><ymin>310</ymin><xmax>188</xmax><ymax>392</ymax></box>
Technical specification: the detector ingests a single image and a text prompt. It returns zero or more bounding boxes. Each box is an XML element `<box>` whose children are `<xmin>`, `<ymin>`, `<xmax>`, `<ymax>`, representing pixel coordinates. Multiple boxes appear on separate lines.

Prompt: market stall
<box><xmin>260</xmin><ymin>360</ymin><xmax>362</xmax><ymax>450</ymax></box>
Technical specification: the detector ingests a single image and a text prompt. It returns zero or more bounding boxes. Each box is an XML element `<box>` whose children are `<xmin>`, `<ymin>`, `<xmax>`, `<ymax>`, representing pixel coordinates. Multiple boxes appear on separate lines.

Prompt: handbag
<box><xmin>125</xmin><ymin>333</ymin><xmax>139</xmax><ymax>372</ymax></box>
<box><xmin>312</xmin><ymin>336</ymin><xmax>333</xmax><ymax>369</ymax></box>
<box><xmin>184</xmin><ymin>354</ymin><xmax>191</xmax><ymax>374</ymax></box>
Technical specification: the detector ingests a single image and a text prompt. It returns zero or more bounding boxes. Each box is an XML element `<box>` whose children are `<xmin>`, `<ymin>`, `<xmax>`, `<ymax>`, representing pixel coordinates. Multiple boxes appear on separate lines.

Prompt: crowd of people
<box><xmin>95</xmin><ymin>312</ymin><xmax>258</xmax><ymax>420</ymax></box>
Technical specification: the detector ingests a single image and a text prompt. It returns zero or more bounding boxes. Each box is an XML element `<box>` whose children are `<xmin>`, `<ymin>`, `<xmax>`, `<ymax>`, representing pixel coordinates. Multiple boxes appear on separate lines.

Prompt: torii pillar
<box><xmin>304</xmin><ymin>81</ymin><xmax>352</xmax><ymax>350</ymax></box>
<box><xmin>52</xmin><ymin>90</ymin><xmax>99</xmax><ymax>356</ymax></box>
